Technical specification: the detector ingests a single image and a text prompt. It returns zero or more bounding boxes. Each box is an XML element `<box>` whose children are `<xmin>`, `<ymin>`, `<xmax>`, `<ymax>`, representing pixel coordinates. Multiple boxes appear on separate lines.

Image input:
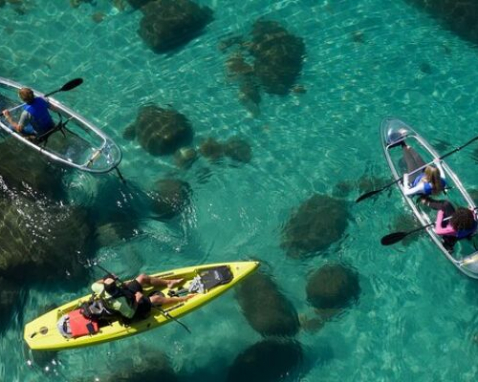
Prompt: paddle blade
<box><xmin>61</xmin><ymin>78</ymin><xmax>83</xmax><ymax>91</ymax></box>
<box><xmin>380</xmin><ymin>232</ymin><xmax>408</xmax><ymax>246</ymax></box>
<box><xmin>356</xmin><ymin>189</ymin><xmax>381</xmax><ymax>203</ymax></box>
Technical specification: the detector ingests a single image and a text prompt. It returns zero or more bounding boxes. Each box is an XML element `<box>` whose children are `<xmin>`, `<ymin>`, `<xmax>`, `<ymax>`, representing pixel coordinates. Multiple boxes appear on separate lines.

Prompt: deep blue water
<box><xmin>2</xmin><ymin>0</ymin><xmax>478</xmax><ymax>381</ymax></box>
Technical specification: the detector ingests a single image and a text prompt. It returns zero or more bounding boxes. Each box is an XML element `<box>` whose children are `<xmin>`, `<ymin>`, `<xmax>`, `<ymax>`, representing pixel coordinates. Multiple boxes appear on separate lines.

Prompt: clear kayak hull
<box><xmin>380</xmin><ymin>117</ymin><xmax>478</xmax><ymax>279</ymax></box>
<box><xmin>0</xmin><ymin>77</ymin><xmax>122</xmax><ymax>174</ymax></box>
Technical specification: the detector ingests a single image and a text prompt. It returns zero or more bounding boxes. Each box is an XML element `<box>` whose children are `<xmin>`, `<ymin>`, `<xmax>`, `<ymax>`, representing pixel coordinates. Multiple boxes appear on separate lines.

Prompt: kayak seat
<box><xmin>199</xmin><ymin>266</ymin><xmax>233</xmax><ymax>291</ymax></box>
<box><xmin>35</xmin><ymin>117</ymin><xmax>68</xmax><ymax>146</ymax></box>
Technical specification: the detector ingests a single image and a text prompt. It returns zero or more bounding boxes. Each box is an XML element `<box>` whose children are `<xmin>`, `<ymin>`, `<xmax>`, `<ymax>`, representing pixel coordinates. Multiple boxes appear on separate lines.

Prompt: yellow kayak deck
<box><xmin>24</xmin><ymin>261</ymin><xmax>259</xmax><ymax>351</ymax></box>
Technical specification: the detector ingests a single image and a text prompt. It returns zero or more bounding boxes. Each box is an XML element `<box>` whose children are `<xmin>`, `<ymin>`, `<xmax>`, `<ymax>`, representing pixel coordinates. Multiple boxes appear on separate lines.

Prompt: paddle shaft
<box><xmin>381</xmin><ymin>215</ymin><xmax>454</xmax><ymax>246</ymax></box>
<box><xmin>94</xmin><ymin>263</ymin><xmax>191</xmax><ymax>334</ymax></box>
<box><xmin>5</xmin><ymin>78</ymin><xmax>83</xmax><ymax>113</ymax></box>
<box><xmin>357</xmin><ymin>134</ymin><xmax>478</xmax><ymax>203</ymax></box>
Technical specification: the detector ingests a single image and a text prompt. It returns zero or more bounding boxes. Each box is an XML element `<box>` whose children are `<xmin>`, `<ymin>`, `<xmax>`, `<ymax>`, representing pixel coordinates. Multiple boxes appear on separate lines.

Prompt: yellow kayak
<box><xmin>24</xmin><ymin>261</ymin><xmax>259</xmax><ymax>351</ymax></box>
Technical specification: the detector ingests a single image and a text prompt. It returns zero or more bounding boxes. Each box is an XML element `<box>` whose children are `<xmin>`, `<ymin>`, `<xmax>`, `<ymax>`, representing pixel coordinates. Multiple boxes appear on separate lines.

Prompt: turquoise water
<box><xmin>2</xmin><ymin>0</ymin><xmax>478</xmax><ymax>381</ymax></box>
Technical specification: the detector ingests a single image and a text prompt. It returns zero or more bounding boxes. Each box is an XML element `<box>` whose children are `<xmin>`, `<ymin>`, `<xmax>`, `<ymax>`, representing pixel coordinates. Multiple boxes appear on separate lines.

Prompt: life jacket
<box><xmin>23</xmin><ymin>97</ymin><xmax>54</xmax><ymax>134</ymax></box>
<box><xmin>412</xmin><ymin>173</ymin><xmax>446</xmax><ymax>195</ymax></box>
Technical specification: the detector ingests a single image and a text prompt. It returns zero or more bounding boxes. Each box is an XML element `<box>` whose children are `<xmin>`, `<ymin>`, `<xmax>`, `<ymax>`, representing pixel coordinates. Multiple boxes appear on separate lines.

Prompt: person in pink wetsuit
<box><xmin>421</xmin><ymin>199</ymin><xmax>477</xmax><ymax>251</ymax></box>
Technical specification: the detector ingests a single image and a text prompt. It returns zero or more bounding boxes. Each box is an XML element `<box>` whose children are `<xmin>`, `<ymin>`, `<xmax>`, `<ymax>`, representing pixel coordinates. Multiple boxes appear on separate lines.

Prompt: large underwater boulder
<box><xmin>0</xmin><ymin>196</ymin><xmax>93</xmax><ymax>282</ymax></box>
<box><xmin>223</xmin><ymin>137</ymin><xmax>252</xmax><ymax>163</ymax></box>
<box><xmin>150</xmin><ymin>178</ymin><xmax>192</xmax><ymax>219</ymax></box>
<box><xmin>128</xmin><ymin>105</ymin><xmax>194</xmax><ymax>156</ymax></box>
<box><xmin>126</xmin><ymin>0</ymin><xmax>154</xmax><ymax>9</ymax></box>
<box><xmin>236</xmin><ymin>272</ymin><xmax>300</xmax><ymax>337</ymax></box>
<box><xmin>226</xmin><ymin>339</ymin><xmax>303</xmax><ymax>382</ymax></box>
<box><xmin>0</xmin><ymin>141</ymin><xmax>65</xmax><ymax>200</ymax></box>
<box><xmin>220</xmin><ymin>20</ymin><xmax>305</xmax><ymax>116</ymax></box>
<box><xmin>139</xmin><ymin>0</ymin><xmax>213</xmax><ymax>53</ymax></box>
<box><xmin>73</xmin><ymin>349</ymin><xmax>178</xmax><ymax>382</ymax></box>
<box><xmin>0</xmin><ymin>277</ymin><xmax>21</xmax><ymax>330</ymax></box>
<box><xmin>306</xmin><ymin>263</ymin><xmax>360</xmax><ymax>310</ymax></box>
<box><xmin>248</xmin><ymin>20</ymin><xmax>306</xmax><ymax>95</ymax></box>
<box><xmin>406</xmin><ymin>0</ymin><xmax>478</xmax><ymax>45</ymax></box>
<box><xmin>281</xmin><ymin>194</ymin><xmax>350</xmax><ymax>258</ymax></box>
<box><xmin>199</xmin><ymin>136</ymin><xmax>252</xmax><ymax>163</ymax></box>
<box><xmin>199</xmin><ymin>137</ymin><xmax>225</xmax><ymax>161</ymax></box>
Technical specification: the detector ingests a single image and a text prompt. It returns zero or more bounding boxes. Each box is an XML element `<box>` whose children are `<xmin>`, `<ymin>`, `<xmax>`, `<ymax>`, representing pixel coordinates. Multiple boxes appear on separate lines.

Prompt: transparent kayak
<box><xmin>381</xmin><ymin>117</ymin><xmax>478</xmax><ymax>279</ymax></box>
<box><xmin>0</xmin><ymin>77</ymin><xmax>122</xmax><ymax>174</ymax></box>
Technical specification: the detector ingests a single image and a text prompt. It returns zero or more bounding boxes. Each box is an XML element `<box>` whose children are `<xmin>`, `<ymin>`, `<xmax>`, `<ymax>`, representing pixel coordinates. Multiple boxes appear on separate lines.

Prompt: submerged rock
<box><xmin>224</xmin><ymin>137</ymin><xmax>252</xmax><ymax>163</ymax></box>
<box><xmin>227</xmin><ymin>339</ymin><xmax>303</xmax><ymax>382</ymax></box>
<box><xmin>248</xmin><ymin>20</ymin><xmax>306</xmax><ymax>95</ymax></box>
<box><xmin>306</xmin><ymin>263</ymin><xmax>360</xmax><ymax>311</ymax></box>
<box><xmin>0</xmin><ymin>140</ymin><xmax>66</xmax><ymax>200</ymax></box>
<box><xmin>73</xmin><ymin>349</ymin><xmax>178</xmax><ymax>382</ymax></box>
<box><xmin>406</xmin><ymin>0</ymin><xmax>478</xmax><ymax>45</ymax></box>
<box><xmin>199</xmin><ymin>136</ymin><xmax>252</xmax><ymax>163</ymax></box>
<box><xmin>128</xmin><ymin>105</ymin><xmax>193</xmax><ymax>156</ymax></box>
<box><xmin>150</xmin><ymin>178</ymin><xmax>192</xmax><ymax>219</ymax></box>
<box><xmin>138</xmin><ymin>0</ymin><xmax>213</xmax><ymax>53</ymax></box>
<box><xmin>0</xmin><ymin>277</ymin><xmax>21</xmax><ymax>331</ymax></box>
<box><xmin>222</xmin><ymin>20</ymin><xmax>305</xmax><ymax>115</ymax></box>
<box><xmin>126</xmin><ymin>0</ymin><xmax>154</xmax><ymax>9</ymax></box>
<box><xmin>281</xmin><ymin>194</ymin><xmax>350</xmax><ymax>258</ymax></box>
<box><xmin>236</xmin><ymin>272</ymin><xmax>299</xmax><ymax>337</ymax></box>
<box><xmin>0</xmin><ymin>196</ymin><xmax>93</xmax><ymax>282</ymax></box>
<box><xmin>199</xmin><ymin>137</ymin><xmax>225</xmax><ymax>161</ymax></box>
<box><xmin>174</xmin><ymin>147</ymin><xmax>198</xmax><ymax>169</ymax></box>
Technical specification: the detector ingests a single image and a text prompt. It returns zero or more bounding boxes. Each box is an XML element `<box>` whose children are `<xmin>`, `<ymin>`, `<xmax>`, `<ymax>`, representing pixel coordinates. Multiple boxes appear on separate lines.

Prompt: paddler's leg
<box><xmin>149</xmin><ymin>293</ymin><xmax>194</xmax><ymax>306</ymax></box>
<box><xmin>135</xmin><ymin>274</ymin><xmax>184</xmax><ymax>288</ymax></box>
<box><xmin>402</xmin><ymin>145</ymin><xmax>426</xmax><ymax>183</ymax></box>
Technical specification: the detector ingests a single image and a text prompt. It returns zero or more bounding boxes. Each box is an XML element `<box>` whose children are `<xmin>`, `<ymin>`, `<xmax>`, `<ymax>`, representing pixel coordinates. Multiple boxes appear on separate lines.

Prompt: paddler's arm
<box><xmin>2</xmin><ymin>110</ymin><xmax>23</xmax><ymax>133</ymax></box>
<box><xmin>402</xmin><ymin>173</ymin><xmax>425</xmax><ymax>196</ymax></box>
<box><xmin>433</xmin><ymin>158</ymin><xmax>446</xmax><ymax>180</ymax></box>
<box><xmin>434</xmin><ymin>209</ymin><xmax>456</xmax><ymax>236</ymax></box>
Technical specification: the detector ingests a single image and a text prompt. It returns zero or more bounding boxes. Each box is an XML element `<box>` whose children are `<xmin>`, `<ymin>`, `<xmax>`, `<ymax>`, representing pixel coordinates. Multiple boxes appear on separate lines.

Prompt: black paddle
<box><xmin>380</xmin><ymin>222</ymin><xmax>434</xmax><ymax>246</ymax></box>
<box><xmin>356</xmin><ymin>134</ymin><xmax>478</xmax><ymax>203</ymax></box>
<box><xmin>381</xmin><ymin>212</ymin><xmax>460</xmax><ymax>246</ymax></box>
<box><xmin>94</xmin><ymin>262</ymin><xmax>192</xmax><ymax>334</ymax></box>
<box><xmin>7</xmin><ymin>78</ymin><xmax>84</xmax><ymax>113</ymax></box>
<box><xmin>44</xmin><ymin>78</ymin><xmax>83</xmax><ymax>97</ymax></box>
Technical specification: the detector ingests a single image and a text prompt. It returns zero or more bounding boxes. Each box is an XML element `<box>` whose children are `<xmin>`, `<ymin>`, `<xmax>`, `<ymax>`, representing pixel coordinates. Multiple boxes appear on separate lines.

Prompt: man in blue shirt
<box><xmin>2</xmin><ymin>87</ymin><xmax>55</xmax><ymax>136</ymax></box>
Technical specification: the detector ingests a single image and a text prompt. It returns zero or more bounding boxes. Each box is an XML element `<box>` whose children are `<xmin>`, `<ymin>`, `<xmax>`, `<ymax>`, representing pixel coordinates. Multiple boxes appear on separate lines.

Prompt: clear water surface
<box><xmin>1</xmin><ymin>0</ymin><xmax>478</xmax><ymax>381</ymax></box>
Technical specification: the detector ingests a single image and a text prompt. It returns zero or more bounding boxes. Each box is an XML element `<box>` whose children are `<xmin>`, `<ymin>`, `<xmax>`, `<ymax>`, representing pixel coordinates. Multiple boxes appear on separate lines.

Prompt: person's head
<box><xmin>18</xmin><ymin>88</ymin><xmax>35</xmax><ymax>104</ymax></box>
<box><xmin>103</xmin><ymin>278</ymin><xmax>122</xmax><ymax>297</ymax></box>
<box><xmin>451</xmin><ymin>208</ymin><xmax>476</xmax><ymax>231</ymax></box>
<box><xmin>424</xmin><ymin>165</ymin><xmax>443</xmax><ymax>194</ymax></box>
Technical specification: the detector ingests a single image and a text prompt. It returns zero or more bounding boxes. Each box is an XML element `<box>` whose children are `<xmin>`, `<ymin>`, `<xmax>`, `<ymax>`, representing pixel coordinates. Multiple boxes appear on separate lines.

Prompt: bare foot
<box><xmin>181</xmin><ymin>293</ymin><xmax>196</xmax><ymax>301</ymax></box>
